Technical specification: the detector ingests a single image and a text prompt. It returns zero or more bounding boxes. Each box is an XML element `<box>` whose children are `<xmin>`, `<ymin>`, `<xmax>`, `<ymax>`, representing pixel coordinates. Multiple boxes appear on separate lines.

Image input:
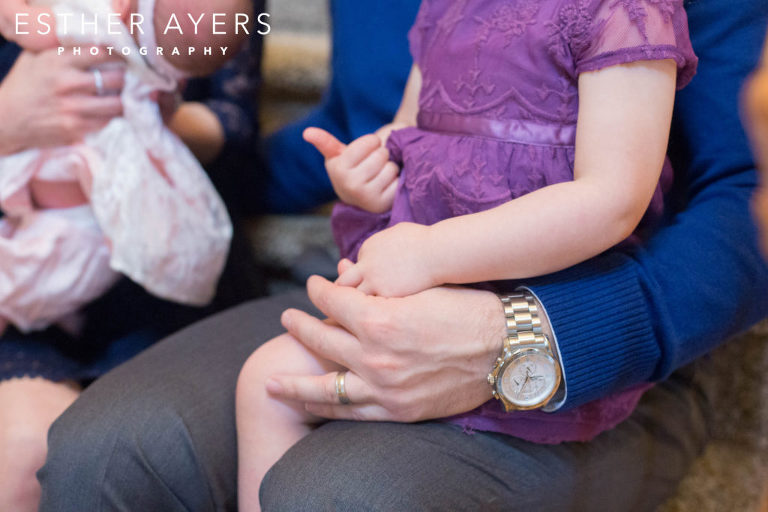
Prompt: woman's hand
<box><xmin>336</xmin><ymin>222</ymin><xmax>439</xmax><ymax>297</ymax></box>
<box><xmin>303</xmin><ymin>127</ymin><xmax>400</xmax><ymax>214</ymax></box>
<box><xmin>0</xmin><ymin>1</ymin><xmax>58</xmax><ymax>50</ymax></box>
<box><xmin>266</xmin><ymin>275</ymin><xmax>505</xmax><ymax>422</ymax></box>
<box><xmin>0</xmin><ymin>48</ymin><xmax>125</xmax><ymax>155</ymax></box>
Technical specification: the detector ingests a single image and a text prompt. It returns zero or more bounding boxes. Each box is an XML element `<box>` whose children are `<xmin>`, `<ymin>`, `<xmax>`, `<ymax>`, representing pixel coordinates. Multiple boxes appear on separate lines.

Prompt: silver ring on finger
<box><xmin>93</xmin><ymin>68</ymin><xmax>105</xmax><ymax>96</ymax></box>
<box><xmin>335</xmin><ymin>371</ymin><xmax>351</xmax><ymax>405</ymax></box>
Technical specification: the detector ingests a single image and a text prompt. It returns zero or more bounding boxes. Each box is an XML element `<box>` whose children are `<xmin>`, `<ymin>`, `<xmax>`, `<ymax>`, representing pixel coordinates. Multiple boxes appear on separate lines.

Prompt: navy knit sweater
<box><xmin>264</xmin><ymin>0</ymin><xmax>768</xmax><ymax>409</ymax></box>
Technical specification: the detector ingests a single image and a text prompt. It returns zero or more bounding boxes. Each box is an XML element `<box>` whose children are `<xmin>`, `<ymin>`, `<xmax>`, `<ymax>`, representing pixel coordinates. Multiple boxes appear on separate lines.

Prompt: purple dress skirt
<box><xmin>332</xmin><ymin>0</ymin><xmax>697</xmax><ymax>444</ymax></box>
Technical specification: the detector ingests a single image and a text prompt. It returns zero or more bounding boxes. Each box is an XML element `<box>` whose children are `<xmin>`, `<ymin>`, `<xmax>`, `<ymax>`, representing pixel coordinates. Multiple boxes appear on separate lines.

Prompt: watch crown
<box><xmin>487</xmin><ymin>374</ymin><xmax>495</xmax><ymax>385</ymax></box>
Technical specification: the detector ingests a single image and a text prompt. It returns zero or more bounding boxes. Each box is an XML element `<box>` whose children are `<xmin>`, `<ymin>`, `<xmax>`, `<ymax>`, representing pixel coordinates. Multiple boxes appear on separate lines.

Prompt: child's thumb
<box><xmin>303</xmin><ymin>127</ymin><xmax>346</xmax><ymax>159</ymax></box>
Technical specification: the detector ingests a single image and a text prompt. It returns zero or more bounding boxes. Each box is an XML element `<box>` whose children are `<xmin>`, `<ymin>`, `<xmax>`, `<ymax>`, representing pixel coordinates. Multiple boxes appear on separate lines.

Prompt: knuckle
<box><xmin>316</xmin><ymin>327</ymin><xmax>334</xmax><ymax>356</ymax></box>
<box><xmin>61</xmin><ymin>117</ymin><xmax>80</xmax><ymax>133</ymax></box>
<box><xmin>324</xmin><ymin>379</ymin><xmax>338</xmax><ymax>403</ymax></box>
<box><xmin>52</xmin><ymin>74</ymin><xmax>69</xmax><ymax>92</ymax></box>
<box><xmin>361</xmin><ymin>309</ymin><xmax>395</xmax><ymax>340</ymax></box>
<box><xmin>369</xmin><ymin>354</ymin><xmax>398</xmax><ymax>375</ymax></box>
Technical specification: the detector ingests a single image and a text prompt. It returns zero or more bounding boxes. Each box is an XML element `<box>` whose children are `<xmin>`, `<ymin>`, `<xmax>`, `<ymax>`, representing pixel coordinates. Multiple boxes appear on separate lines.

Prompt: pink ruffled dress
<box><xmin>332</xmin><ymin>0</ymin><xmax>697</xmax><ymax>443</ymax></box>
<box><xmin>0</xmin><ymin>0</ymin><xmax>232</xmax><ymax>334</ymax></box>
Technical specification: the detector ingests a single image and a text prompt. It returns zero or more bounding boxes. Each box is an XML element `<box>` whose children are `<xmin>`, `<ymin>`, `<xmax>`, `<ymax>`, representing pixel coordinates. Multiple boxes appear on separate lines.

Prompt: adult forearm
<box><xmin>169</xmin><ymin>102</ymin><xmax>226</xmax><ymax>165</ymax></box>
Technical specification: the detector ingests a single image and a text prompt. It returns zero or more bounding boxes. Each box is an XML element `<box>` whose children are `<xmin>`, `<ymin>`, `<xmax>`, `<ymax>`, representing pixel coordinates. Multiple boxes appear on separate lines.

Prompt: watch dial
<box><xmin>499</xmin><ymin>350</ymin><xmax>558</xmax><ymax>408</ymax></box>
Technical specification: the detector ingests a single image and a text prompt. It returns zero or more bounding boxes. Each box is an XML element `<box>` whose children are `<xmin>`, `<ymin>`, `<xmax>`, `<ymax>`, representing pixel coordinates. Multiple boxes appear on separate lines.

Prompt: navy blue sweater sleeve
<box><xmin>262</xmin><ymin>0</ymin><xmax>420</xmax><ymax>213</ymax></box>
<box><xmin>527</xmin><ymin>0</ymin><xmax>768</xmax><ymax>409</ymax></box>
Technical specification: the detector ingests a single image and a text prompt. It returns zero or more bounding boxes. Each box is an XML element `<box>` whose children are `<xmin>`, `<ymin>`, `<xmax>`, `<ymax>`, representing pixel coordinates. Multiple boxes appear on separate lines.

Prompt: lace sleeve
<box><xmin>569</xmin><ymin>0</ymin><xmax>697</xmax><ymax>89</ymax></box>
<box><xmin>183</xmin><ymin>31</ymin><xmax>262</xmax><ymax>155</ymax></box>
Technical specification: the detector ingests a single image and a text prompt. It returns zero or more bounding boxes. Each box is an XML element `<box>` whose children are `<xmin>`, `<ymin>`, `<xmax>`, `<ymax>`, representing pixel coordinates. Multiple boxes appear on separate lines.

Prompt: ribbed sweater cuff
<box><xmin>526</xmin><ymin>254</ymin><xmax>661</xmax><ymax>409</ymax></box>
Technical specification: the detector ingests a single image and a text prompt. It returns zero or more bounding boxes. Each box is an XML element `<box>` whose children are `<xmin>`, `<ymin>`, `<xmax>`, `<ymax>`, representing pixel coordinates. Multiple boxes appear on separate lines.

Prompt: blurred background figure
<box><xmin>747</xmin><ymin>36</ymin><xmax>768</xmax><ymax>258</ymax></box>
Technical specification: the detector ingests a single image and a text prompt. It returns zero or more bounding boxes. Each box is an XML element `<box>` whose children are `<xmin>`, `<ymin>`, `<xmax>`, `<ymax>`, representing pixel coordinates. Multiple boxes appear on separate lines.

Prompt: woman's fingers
<box><xmin>76</xmin><ymin>95</ymin><xmax>124</xmax><ymax>119</ymax></box>
<box><xmin>78</xmin><ymin>68</ymin><xmax>126</xmax><ymax>96</ymax></box>
<box><xmin>66</xmin><ymin>47</ymin><xmax>125</xmax><ymax>70</ymax></box>
<box><xmin>0</xmin><ymin>3</ymin><xmax>57</xmax><ymax>50</ymax></box>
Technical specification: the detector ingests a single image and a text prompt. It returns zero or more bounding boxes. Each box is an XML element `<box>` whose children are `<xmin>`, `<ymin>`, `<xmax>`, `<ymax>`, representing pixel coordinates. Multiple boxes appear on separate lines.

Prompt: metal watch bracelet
<box><xmin>487</xmin><ymin>292</ymin><xmax>562</xmax><ymax>410</ymax></box>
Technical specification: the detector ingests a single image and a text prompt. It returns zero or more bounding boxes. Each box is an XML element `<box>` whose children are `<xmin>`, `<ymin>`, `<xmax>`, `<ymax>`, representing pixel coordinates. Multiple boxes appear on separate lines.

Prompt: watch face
<box><xmin>499</xmin><ymin>349</ymin><xmax>559</xmax><ymax>408</ymax></box>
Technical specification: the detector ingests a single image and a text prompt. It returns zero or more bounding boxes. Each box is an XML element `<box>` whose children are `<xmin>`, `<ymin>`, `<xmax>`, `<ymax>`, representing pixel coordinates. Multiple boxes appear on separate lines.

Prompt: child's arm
<box><xmin>0</xmin><ymin>1</ymin><xmax>58</xmax><ymax>50</ymax></box>
<box><xmin>338</xmin><ymin>60</ymin><xmax>678</xmax><ymax>297</ymax></box>
<box><xmin>303</xmin><ymin>65</ymin><xmax>422</xmax><ymax>214</ymax></box>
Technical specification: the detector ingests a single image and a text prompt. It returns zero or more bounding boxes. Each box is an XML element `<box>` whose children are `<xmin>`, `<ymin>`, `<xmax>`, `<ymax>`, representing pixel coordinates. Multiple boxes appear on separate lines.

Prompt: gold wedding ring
<box><xmin>335</xmin><ymin>371</ymin><xmax>351</xmax><ymax>405</ymax></box>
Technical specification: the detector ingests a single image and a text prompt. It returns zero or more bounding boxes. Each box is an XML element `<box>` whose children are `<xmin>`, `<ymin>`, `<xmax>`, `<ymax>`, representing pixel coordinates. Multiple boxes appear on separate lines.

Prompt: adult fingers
<box><xmin>75</xmin><ymin>95</ymin><xmax>124</xmax><ymax>119</ymax></box>
<box><xmin>303</xmin><ymin>127</ymin><xmax>346</xmax><ymax>159</ymax></box>
<box><xmin>85</xmin><ymin>68</ymin><xmax>125</xmax><ymax>96</ymax></box>
<box><xmin>266</xmin><ymin>370</ymin><xmax>374</xmax><ymax>406</ymax></box>
<box><xmin>2</xmin><ymin>5</ymin><xmax>58</xmax><ymax>51</ymax></box>
<box><xmin>304</xmin><ymin>402</ymin><xmax>392</xmax><ymax>422</ymax></box>
<box><xmin>280</xmin><ymin>308</ymin><xmax>360</xmax><ymax>368</ymax></box>
<box><xmin>304</xmin><ymin>275</ymin><xmax>371</xmax><ymax>334</ymax></box>
<box><xmin>65</xmin><ymin>47</ymin><xmax>126</xmax><ymax>69</ymax></box>
<box><xmin>77</xmin><ymin>117</ymin><xmax>115</xmax><ymax>137</ymax></box>
<box><xmin>59</xmin><ymin>117</ymin><xmax>117</xmax><ymax>146</ymax></box>
<box><xmin>66</xmin><ymin>68</ymin><xmax>125</xmax><ymax>96</ymax></box>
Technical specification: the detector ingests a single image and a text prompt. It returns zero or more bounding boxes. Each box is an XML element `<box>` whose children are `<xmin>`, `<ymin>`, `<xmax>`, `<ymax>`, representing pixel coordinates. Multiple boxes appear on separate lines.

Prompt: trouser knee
<box><xmin>40</xmin><ymin>399</ymin><xmax>213</xmax><ymax>512</ymax></box>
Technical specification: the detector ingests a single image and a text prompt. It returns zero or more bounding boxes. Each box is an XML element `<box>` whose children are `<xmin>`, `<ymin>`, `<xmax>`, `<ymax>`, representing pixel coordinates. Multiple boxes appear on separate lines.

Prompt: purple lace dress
<box><xmin>332</xmin><ymin>0</ymin><xmax>697</xmax><ymax>444</ymax></box>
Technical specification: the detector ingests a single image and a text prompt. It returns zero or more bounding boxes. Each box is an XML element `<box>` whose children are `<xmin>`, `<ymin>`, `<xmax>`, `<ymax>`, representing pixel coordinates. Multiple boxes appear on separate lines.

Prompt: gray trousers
<box><xmin>37</xmin><ymin>290</ymin><xmax>710</xmax><ymax>511</ymax></box>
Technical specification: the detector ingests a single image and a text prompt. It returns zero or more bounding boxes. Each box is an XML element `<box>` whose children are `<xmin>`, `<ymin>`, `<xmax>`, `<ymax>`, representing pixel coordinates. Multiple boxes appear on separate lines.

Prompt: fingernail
<box><xmin>281</xmin><ymin>310</ymin><xmax>292</xmax><ymax>329</ymax></box>
<box><xmin>265</xmin><ymin>378</ymin><xmax>282</xmax><ymax>394</ymax></box>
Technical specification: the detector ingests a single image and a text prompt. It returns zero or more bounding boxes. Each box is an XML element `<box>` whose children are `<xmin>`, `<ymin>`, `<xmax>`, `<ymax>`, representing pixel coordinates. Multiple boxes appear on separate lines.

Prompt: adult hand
<box><xmin>0</xmin><ymin>48</ymin><xmax>125</xmax><ymax>155</ymax></box>
<box><xmin>267</xmin><ymin>273</ymin><xmax>505</xmax><ymax>422</ymax></box>
<box><xmin>0</xmin><ymin>1</ymin><xmax>58</xmax><ymax>51</ymax></box>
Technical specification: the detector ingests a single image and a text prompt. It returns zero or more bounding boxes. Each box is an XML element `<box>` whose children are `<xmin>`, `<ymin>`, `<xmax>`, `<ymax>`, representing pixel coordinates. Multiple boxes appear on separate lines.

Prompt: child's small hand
<box><xmin>336</xmin><ymin>222</ymin><xmax>438</xmax><ymax>297</ymax></box>
<box><xmin>303</xmin><ymin>127</ymin><xmax>399</xmax><ymax>214</ymax></box>
<box><xmin>0</xmin><ymin>1</ymin><xmax>58</xmax><ymax>51</ymax></box>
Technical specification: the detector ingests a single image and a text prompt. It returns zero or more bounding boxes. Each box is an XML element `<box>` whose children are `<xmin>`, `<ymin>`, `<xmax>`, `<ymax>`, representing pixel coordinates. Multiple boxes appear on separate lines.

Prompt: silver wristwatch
<box><xmin>487</xmin><ymin>293</ymin><xmax>562</xmax><ymax>411</ymax></box>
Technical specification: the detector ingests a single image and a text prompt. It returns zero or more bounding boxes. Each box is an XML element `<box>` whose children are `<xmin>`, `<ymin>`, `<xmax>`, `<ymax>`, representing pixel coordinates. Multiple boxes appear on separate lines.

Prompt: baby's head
<box><xmin>116</xmin><ymin>0</ymin><xmax>252</xmax><ymax>77</ymax></box>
